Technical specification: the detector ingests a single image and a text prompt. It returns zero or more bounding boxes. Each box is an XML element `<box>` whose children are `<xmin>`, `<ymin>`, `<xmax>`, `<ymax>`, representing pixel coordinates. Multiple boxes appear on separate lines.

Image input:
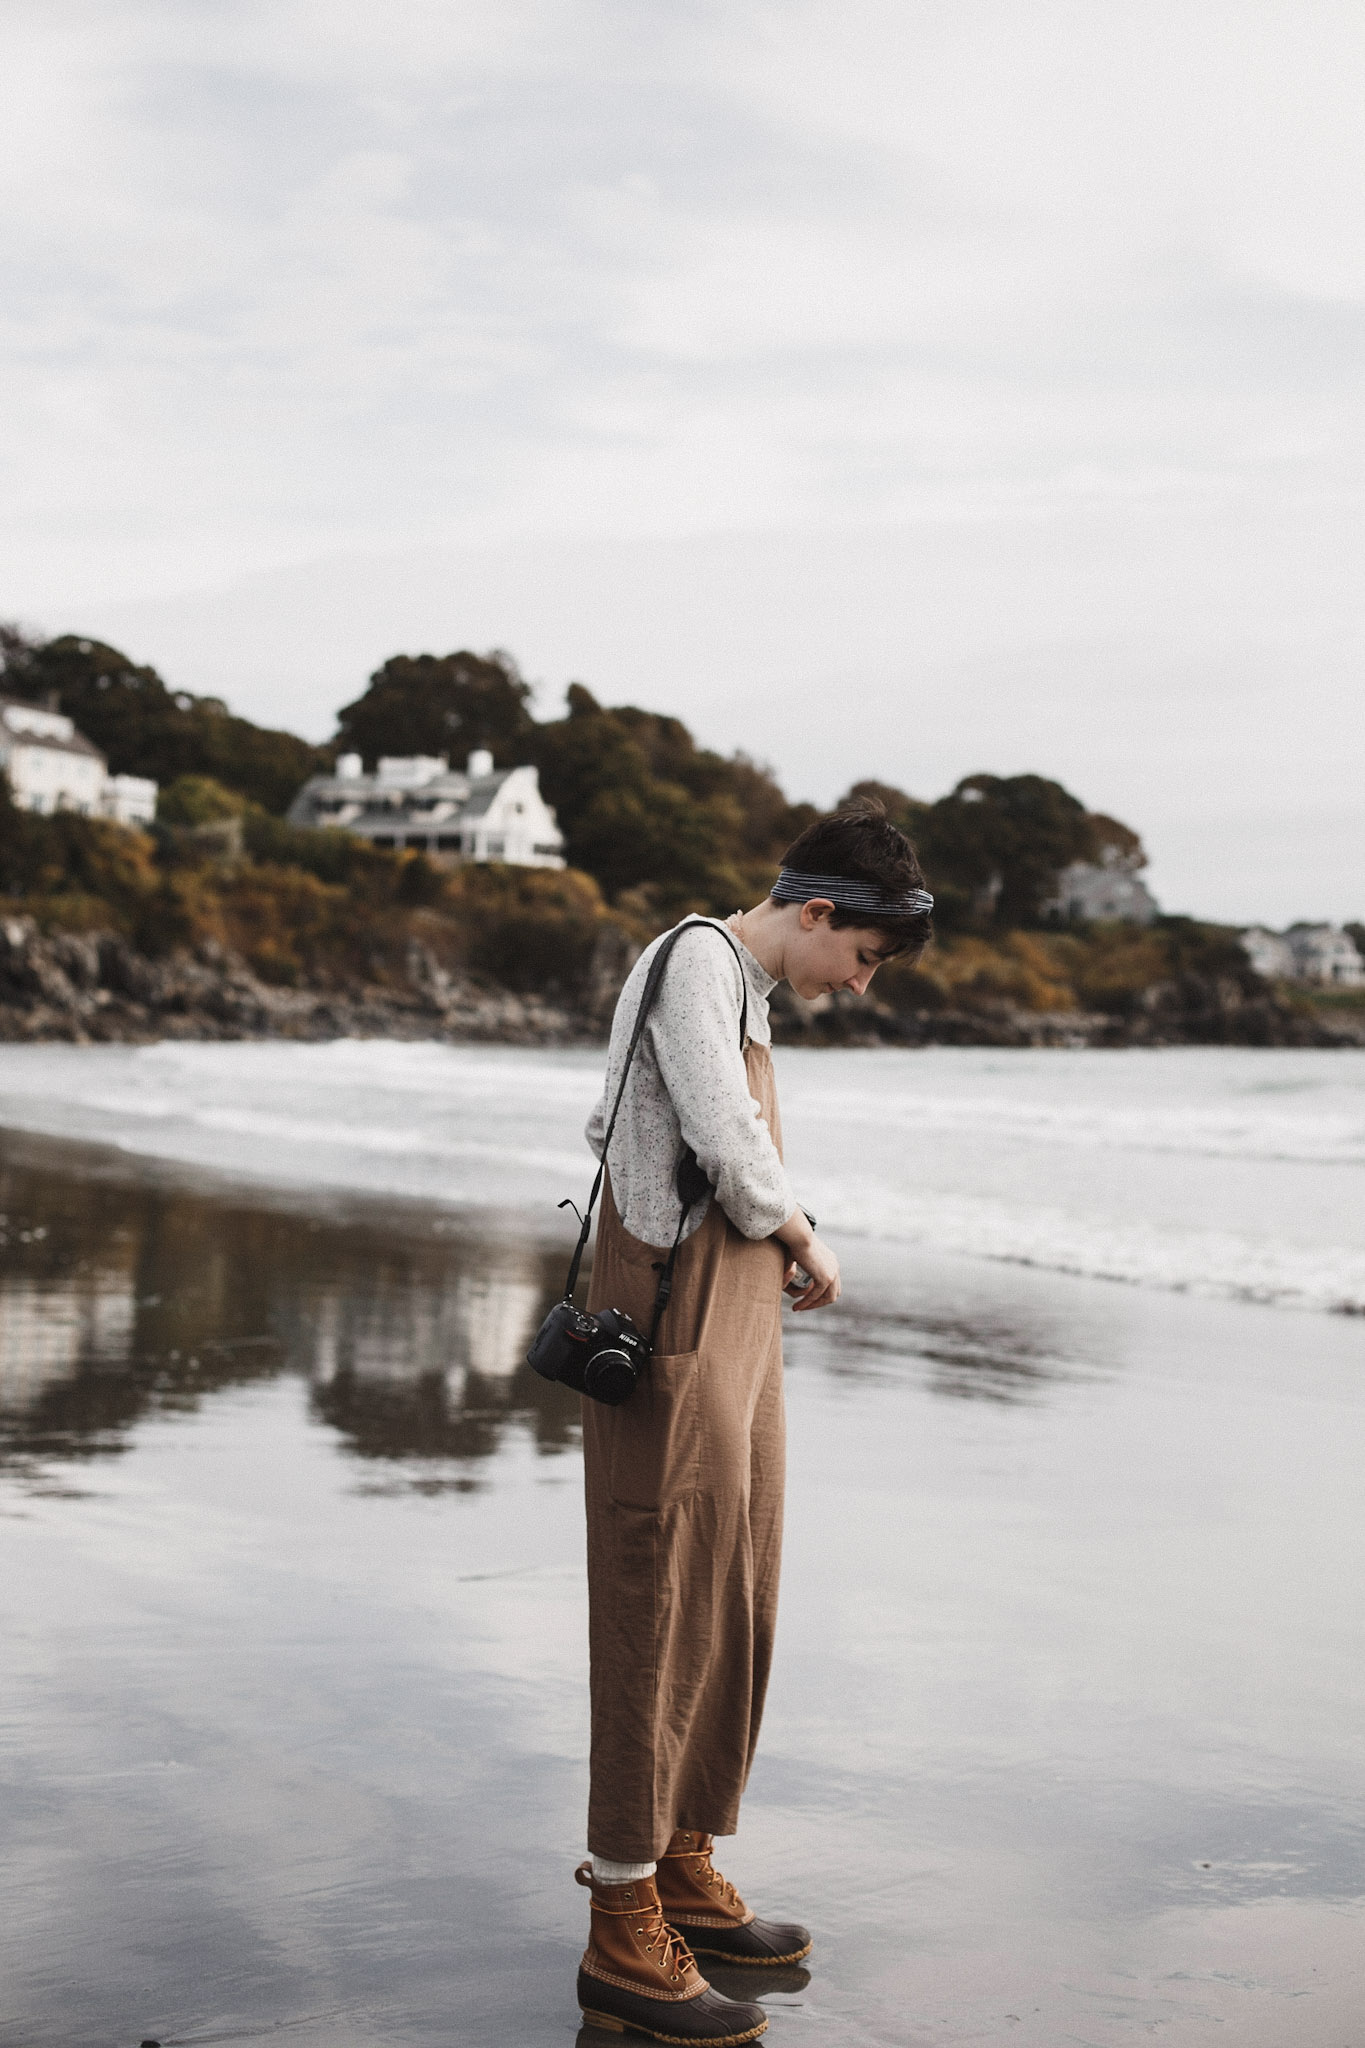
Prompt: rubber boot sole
<box><xmin>579</xmin><ymin>2007</ymin><xmax>768</xmax><ymax>2044</ymax></box>
<box><xmin>677</xmin><ymin>1936</ymin><xmax>811</xmax><ymax>1966</ymax></box>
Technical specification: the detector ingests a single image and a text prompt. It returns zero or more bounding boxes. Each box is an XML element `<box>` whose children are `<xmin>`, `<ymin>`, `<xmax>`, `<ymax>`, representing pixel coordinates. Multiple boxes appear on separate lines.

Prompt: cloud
<box><xmin>1</xmin><ymin>1</ymin><xmax>1363</xmax><ymax>918</ymax></box>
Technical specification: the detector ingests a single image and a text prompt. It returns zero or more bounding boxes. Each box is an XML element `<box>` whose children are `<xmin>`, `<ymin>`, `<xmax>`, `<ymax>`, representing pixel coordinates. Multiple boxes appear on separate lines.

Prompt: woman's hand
<box><xmin>776</xmin><ymin>1209</ymin><xmax>841</xmax><ymax>1311</ymax></box>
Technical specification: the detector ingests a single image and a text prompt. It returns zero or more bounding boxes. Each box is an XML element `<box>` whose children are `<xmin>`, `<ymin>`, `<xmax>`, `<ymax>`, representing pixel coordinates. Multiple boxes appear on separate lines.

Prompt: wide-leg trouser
<box><xmin>582</xmin><ymin>1046</ymin><xmax>787</xmax><ymax>1863</ymax></box>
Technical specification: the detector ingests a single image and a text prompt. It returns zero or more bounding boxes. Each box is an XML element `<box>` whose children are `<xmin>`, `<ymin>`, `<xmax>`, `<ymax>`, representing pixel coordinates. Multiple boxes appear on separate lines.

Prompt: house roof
<box><xmin>286</xmin><ymin>761</ymin><xmax>560</xmax><ymax>848</ymax></box>
<box><xmin>0</xmin><ymin>697</ymin><xmax>104</xmax><ymax>762</ymax></box>
<box><xmin>457</xmin><ymin>769</ymin><xmax>516</xmax><ymax>820</ymax></box>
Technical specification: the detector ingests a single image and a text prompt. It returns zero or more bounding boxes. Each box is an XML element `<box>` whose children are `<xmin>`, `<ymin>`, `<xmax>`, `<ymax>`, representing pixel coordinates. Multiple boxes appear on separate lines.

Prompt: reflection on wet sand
<box><xmin>0</xmin><ymin>1135</ymin><xmax>1101</xmax><ymax>1490</ymax></box>
<box><xmin>0</xmin><ymin>1136</ymin><xmax>581</xmax><ymax>1483</ymax></box>
<box><xmin>6</xmin><ymin>1127</ymin><xmax>1365</xmax><ymax>2048</ymax></box>
<box><xmin>787</xmin><ymin>1297</ymin><xmax>1102</xmax><ymax>1405</ymax></box>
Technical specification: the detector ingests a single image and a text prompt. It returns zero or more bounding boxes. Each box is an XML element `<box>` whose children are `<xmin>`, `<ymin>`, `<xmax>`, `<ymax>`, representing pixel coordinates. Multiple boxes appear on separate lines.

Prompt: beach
<box><xmin>2</xmin><ymin>1043</ymin><xmax>1364</xmax><ymax>2046</ymax></box>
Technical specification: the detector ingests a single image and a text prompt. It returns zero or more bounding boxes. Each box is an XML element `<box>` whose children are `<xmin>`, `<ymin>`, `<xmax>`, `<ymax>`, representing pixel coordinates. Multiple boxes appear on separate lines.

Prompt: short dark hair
<box><xmin>780</xmin><ymin>799</ymin><xmax>932</xmax><ymax>959</ymax></box>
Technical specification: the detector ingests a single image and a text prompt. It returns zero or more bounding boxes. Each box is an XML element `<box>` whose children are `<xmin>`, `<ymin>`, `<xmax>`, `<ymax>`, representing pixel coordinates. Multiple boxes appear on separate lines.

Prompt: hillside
<box><xmin>0</xmin><ymin>627</ymin><xmax>1360</xmax><ymax>1047</ymax></box>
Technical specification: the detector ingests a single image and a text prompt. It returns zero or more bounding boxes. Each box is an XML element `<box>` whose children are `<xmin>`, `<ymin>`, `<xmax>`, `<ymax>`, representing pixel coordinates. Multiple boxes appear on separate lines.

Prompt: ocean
<box><xmin>0</xmin><ymin>1038</ymin><xmax>1361</xmax><ymax>1313</ymax></box>
<box><xmin>2</xmin><ymin>1039</ymin><xmax>1363</xmax><ymax>2048</ymax></box>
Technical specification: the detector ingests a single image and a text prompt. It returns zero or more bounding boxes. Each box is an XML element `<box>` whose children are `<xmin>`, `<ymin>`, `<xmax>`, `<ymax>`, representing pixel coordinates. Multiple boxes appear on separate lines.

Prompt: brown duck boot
<box><xmin>575</xmin><ymin>1863</ymin><xmax>768</xmax><ymax>2043</ymax></box>
<box><xmin>656</xmin><ymin>1832</ymin><xmax>812</xmax><ymax>1967</ymax></box>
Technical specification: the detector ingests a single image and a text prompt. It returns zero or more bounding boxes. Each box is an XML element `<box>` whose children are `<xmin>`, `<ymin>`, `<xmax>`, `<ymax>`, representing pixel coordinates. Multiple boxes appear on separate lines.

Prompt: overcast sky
<box><xmin>3</xmin><ymin>1</ymin><xmax>1363</xmax><ymax>924</ymax></box>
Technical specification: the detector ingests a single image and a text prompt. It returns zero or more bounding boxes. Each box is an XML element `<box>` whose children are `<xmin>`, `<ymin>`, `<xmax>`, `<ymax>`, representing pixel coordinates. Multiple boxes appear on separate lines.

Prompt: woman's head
<box><xmin>776</xmin><ymin>801</ymin><xmax>933</xmax><ymax>955</ymax></box>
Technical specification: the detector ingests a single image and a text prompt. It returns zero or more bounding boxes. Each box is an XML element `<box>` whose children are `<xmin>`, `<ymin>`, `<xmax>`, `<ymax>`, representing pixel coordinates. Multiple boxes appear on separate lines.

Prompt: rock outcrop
<box><xmin>1</xmin><ymin>916</ymin><xmax>1360</xmax><ymax>1049</ymax></box>
<box><xmin>767</xmin><ymin>975</ymin><xmax>1365</xmax><ymax>1050</ymax></box>
<box><xmin>0</xmin><ymin>917</ymin><xmax>588</xmax><ymax>1046</ymax></box>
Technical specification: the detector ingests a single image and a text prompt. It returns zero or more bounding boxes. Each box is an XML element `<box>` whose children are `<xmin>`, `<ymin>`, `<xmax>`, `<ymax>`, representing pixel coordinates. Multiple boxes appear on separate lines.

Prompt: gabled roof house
<box><xmin>287</xmin><ymin>749</ymin><xmax>565</xmax><ymax>868</ymax></box>
<box><xmin>0</xmin><ymin>696</ymin><xmax>157</xmax><ymax>826</ymax></box>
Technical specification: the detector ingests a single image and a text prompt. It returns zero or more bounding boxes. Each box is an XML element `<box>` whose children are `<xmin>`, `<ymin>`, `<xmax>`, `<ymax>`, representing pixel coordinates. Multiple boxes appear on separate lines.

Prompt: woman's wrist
<box><xmin>776</xmin><ymin>1206</ymin><xmax>815</xmax><ymax>1259</ymax></box>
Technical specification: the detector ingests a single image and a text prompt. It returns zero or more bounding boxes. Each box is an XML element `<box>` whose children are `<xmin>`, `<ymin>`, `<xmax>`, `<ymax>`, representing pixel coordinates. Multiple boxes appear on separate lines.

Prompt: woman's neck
<box><xmin>730</xmin><ymin>899</ymin><xmax>791</xmax><ymax>983</ymax></box>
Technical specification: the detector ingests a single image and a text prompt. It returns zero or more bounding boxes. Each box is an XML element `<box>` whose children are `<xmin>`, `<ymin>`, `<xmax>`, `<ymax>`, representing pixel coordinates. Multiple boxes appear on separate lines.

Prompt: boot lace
<box><xmin>635</xmin><ymin>1898</ymin><xmax>697</xmax><ymax>1983</ymax></box>
<box><xmin>691</xmin><ymin>1849</ymin><xmax>745</xmax><ymax>1915</ymax></box>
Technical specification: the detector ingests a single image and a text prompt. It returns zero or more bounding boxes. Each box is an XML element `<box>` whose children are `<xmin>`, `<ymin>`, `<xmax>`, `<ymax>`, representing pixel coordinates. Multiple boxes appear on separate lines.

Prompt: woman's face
<box><xmin>784</xmin><ymin>903</ymin><xmax>895</xmax><ymax>1002</ymax></box>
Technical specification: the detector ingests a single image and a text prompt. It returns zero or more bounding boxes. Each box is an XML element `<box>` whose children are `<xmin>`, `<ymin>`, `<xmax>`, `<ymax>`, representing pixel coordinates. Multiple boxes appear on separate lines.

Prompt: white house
<box><xmin>1243</xmin><ymin>923</ymin><xmax>1364</xmax><ymax>987</ymax></box>
<box><xmin>1042</xmin><ymin>846</ymin><xmax>1159</xmax><ymax>925</ymax></box>
<box><xmin>101</xmin><ymin>774</ymin><xmax>160</xmax><ymax>826</ymax></box>
<box><xmin>0</xmin><ymin>696</ymin><xmax>157</xmax><ymax>826</ymax></box>
<box><xmin>287</xmin><ymin>748</ymin><xmax>565</xmax><ymax>868</ymax></box>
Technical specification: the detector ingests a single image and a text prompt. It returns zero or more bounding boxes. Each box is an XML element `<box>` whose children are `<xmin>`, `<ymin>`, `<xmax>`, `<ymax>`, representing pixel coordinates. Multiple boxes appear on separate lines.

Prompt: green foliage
<box><xmin>530</xmin><ymin>685</ymin><xmax>814</xmax><ymax>919</ymax></box>
<box><xmin>241</xmin><ymin>809</ymin><xmax>389</xmax><ymax>889</ymax></box>
<box><xmin>3</xmin><ymin>623</ymin><xmax>1194</xmax><ymax>1013</ymax></box>
<box><xmin>0</xmin><ymin>630</ymin><xmax>326</xmax><ymax>813</ymax></box>
<box><xmin>157</xmin><ymin>775</ymin><xmax>248</xmax><ymax>826</ymax></box>
<box><xmin>915</xmin><ymin>773</ymin><xmax>1094</xmax><ymax>930</ymax></box>
<box><xmin>845</xmin><ymin>772</ymin><xmax>1142</xmax><ymax>934</ymax></box>
<box><xmin>334</xmin><ymin>650</ymin><xmax>536</xmax><ymax>768</ymax></box>
<box><xmin>1150</xmin><ymin>914</ymin><xmax>1260</xmax><ymax>985</ymax></box>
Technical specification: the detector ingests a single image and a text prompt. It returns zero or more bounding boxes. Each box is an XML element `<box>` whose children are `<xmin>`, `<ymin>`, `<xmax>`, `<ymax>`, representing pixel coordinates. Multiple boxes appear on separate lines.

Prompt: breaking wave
<box><xmin>0</xmin><ymin>1039</ymin><xmax>1362</xmax><ymax>1316</ymax></box>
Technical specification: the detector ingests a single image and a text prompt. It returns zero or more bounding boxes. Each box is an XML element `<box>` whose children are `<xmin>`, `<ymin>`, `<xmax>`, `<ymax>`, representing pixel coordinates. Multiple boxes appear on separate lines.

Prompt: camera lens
<box><xmin>583</xmin><ymin>1344</ymin><xmax>638</xmax><ymax>1406</ymax></box>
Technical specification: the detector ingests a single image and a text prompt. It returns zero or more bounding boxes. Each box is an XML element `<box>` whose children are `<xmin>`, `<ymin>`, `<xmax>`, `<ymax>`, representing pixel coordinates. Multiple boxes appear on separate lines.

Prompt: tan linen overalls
<box><xmin>582</xmin><ymin>1042</ymin><xmax>788</xmax><ymax>1863</ymax></box>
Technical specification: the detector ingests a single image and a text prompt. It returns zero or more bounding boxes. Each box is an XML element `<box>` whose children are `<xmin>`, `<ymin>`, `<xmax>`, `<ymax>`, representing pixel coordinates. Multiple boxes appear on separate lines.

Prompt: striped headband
<box><xmin>770</xmin><ymin>867</ymin><xmax>934</xmax><ymax>917</ymax></box>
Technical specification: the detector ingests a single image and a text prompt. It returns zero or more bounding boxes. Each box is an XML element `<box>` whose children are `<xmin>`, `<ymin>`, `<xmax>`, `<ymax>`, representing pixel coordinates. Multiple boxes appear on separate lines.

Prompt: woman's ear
<box><xmin>798</xmin><ymin>898</ymin><xmax>835</xmax><ymax>930</ymax></box>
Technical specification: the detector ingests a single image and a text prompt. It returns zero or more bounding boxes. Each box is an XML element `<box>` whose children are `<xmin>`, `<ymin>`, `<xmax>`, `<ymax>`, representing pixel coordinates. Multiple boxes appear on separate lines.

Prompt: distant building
<box><xmin>0</xmin><ymin>696</ymin><xmax>157</xmax><ymax>826</ymax></box>
<box><xmin>287</xmin><ymin>748</ymin><xmax>565</xmax><ymax>868</ymax></box>
<box><xmin>1242</xmin><ymin>923</ymin><xmax>1364</xmax><ymax>987</ymax></box>
<box><xmin>1240</xmin><ymin>927</ymin><xmax>1295</xmax><ymax>979</ymax></box>
<box><xmin>1042</xmin><ymin>846</ymin><xmax>1159</xmax><ymax>925</ymax></box>
<box><xmin>100</xmin><ymin>774</ymin><xmax>160</xmax><ymax>826</ymax></box>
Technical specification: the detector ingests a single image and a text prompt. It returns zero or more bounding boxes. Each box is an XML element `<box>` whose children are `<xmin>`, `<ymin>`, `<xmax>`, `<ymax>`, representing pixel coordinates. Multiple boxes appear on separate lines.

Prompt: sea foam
<box><xmin>0</xmin><ymin>1040</ymin><xmax>1362</xmax><ymax>1316</ymax></box>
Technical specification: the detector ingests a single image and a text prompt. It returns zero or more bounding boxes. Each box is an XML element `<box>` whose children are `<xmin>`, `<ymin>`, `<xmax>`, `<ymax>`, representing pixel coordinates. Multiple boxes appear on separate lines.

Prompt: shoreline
<box><xmin>2</xmin><ymin>915</ymin><xmax>1362</xmax><ymax>1050</ymax></box>
<box><xmin>2</xmin><ymin>1039</ymin><xmax>1363</xmax><ymax>1319</ymax></box>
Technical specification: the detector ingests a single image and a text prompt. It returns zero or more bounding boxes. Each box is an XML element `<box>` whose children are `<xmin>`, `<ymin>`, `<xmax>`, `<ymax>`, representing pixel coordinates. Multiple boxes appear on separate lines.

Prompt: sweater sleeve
<box><xmin>647</xmin><ymin>937</ymin><xmax>797</xmax><ymax>1240</ymax></box>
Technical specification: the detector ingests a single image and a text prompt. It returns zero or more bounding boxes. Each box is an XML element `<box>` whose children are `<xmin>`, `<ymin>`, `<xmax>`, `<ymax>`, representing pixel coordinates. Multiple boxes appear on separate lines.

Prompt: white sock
<box><xmin>592</xmin><ymin>1855</ymin><xmax>658</xmax><ymax>1884</ymax></box>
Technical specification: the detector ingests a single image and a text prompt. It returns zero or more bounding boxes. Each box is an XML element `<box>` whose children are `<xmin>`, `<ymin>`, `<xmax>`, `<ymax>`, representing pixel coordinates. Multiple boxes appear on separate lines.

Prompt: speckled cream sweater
<box><xmin>585</xmin><ymin>916</ymin><xmax>798</xmax><ymax>1249</ymax></box>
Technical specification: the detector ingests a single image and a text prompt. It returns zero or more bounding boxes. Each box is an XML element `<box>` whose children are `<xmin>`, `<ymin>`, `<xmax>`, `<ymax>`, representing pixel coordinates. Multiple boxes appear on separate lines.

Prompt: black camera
<box><xmin>527</xmin><ymin>1299</ymin><xmax>651</xmax><ymax>1406</ymax></box>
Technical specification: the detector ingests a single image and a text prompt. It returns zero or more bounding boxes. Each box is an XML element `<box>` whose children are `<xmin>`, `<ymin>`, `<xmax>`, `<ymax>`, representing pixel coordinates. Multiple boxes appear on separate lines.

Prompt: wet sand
<box><xmin>1</xmin><ymin>1127</ymin><xmax>1363</xmax><ymax>2047</ymax></box>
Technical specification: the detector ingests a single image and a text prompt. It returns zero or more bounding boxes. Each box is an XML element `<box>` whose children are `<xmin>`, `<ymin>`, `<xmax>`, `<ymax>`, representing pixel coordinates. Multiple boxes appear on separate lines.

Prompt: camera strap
<box><xmin>560</xmin><ymin>919</ymin><xmax>750</xmax><ymax>1329</ymax></box>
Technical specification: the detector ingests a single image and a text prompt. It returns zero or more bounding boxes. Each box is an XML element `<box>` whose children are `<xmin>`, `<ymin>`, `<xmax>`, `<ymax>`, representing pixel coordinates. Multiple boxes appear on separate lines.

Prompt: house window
<box><xmin>436</xmin><ymin>835</ymin><xmax>461</xmax><ymax>851</ymax></box>
<box><xmin>486</xmin><ymin>837</ymin><xmax>505</xmax><ymax>857</ymax></box>
<box><xmin>372</xmin><ymin>835</ymin><xmax>395</xmax><ymax>849</ymax></box>
<box><xmin>405</xmin><ymin>834</ymin><xmax>429</xmax><ymax>850</ymax></box>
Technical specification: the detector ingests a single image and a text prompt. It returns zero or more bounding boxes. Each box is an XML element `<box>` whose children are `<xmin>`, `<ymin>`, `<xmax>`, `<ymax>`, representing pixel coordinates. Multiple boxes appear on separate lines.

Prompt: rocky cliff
<box><xmin>1</xmin><ymin>915</ymin><xmax>1360</xmax><ymax>1050</ymax></box>
<box><xmin>0</xmin><ymin>917</ymin><xmax>592</xmax><ymax>1046</ymax></box>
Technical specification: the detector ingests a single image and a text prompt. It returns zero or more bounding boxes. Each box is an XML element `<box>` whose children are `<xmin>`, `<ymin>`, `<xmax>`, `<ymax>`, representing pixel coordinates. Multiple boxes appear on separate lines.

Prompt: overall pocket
<box><xmin>608</xmin><ymin>1350</ymin><xmax>702</xmax><ymax>1511</ymax></box>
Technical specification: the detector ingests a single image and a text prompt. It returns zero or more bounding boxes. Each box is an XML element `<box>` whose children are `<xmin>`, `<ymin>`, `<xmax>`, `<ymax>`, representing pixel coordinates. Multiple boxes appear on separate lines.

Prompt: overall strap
<box><xmin>560</xmin><ymin>919</ymin><xmax>750</xmax><ymax>1305</ymax></box>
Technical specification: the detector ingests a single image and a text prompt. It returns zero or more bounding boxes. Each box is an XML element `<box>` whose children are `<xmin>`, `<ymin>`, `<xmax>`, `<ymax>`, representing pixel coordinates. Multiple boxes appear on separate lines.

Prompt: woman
<box><xmin>574</xmin><ymin>803</ymin><xmax>933</xmax><ymax>2043</ymax></box>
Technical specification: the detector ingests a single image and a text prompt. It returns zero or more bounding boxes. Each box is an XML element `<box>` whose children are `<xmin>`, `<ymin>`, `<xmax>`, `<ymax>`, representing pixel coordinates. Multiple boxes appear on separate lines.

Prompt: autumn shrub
<box><xmin>890</xmin><ymin>933</ymin><xmax>1075</xmax><ymax>1012</ymax></box>
<box><xmin>448</xmin><ymin>863</ymin><xmax>612</xmax><ymax>995</ymax></box>
<box><xmin>1047</xmin><ymin>927</ymin><xmax>1170</xmax><ymax>1015</ymax></box>
<box><xmin>0</xmin><ymin>786</ymin><xmax>161</xmax><ymax>936</ymax></box>
<box><xmin>213</xmin><ymin>865</ymin><xmax>358</xmax><ymax>985</ymax></box>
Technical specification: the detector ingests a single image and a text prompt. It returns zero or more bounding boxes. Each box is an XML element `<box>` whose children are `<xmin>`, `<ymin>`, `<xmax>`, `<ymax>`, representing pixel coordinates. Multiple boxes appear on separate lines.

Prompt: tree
<box><xmin>841</xmin><ymin>772</ymin><xmax>1146</xmax><ymax>932</ymax></box>
<box><xmin>333</xmin><ymin>650</ymin><xmax>536</xmax><ymax>768</ymax></box>
<box><xmin>0</xmin><ymin>628</ymin><xmax>326</xmax><ymax>813</ymax></box>
<box><xmin>157</xmin><ymin>775</ymin><xmax>248</xmax><ymax>826</ymax></box>
<box><xmin>915</xmin><ymin>773</ymin><xmax>1101</xmax><ymax>931</ymax></box>
<box><xmin>529</xmin><ymin>686</ymin><xmax>814</xmax><ymax>917</ymax></box>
